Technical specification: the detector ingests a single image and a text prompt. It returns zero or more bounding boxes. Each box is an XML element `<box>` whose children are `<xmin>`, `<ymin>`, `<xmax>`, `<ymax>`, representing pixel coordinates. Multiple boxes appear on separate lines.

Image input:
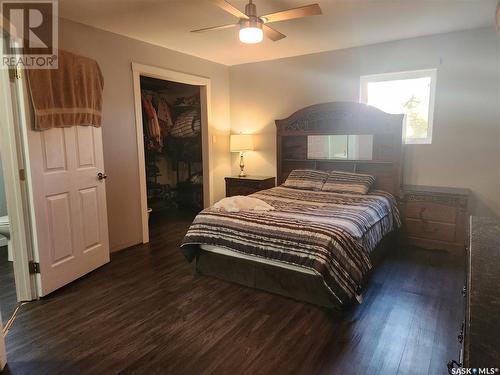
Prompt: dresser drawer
<box><xmin>227</xmin><ymin>186</ymin><xmax>260</xmax><ymax>197</ymax></box>
<box><xmin>228</xmin><ymin>179</ymin><xmax>261</xmax><ymax>188</ymax></box>
<box><xmin>225</xmin><ymin>176</ymin><xmax>275</xmax><ymax>197</ymax></box>
<box><xmin>400</xmin><ymin>185</ymin><xmax>470</xmax><ymax>254</ymax></box>
<box><xmin>405</xmin><ymin>201</ymin><xmax>457</xmax><ymax>224</ymax></box>
<box><xmin>406</xmin><ymin>218</ymin><xmax>456</xmax><ymax>242</ymax></box>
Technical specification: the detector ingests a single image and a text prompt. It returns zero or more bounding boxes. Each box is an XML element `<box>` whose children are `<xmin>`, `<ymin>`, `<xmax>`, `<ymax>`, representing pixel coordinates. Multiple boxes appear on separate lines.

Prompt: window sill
<box><xmin>405</xmin><ymin>138</ymin><xmax>432</xmax><ymax>145</ymax></box>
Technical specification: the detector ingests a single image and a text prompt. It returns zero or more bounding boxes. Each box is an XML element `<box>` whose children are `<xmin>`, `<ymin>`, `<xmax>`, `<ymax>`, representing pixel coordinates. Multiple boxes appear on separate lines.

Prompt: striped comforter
<box><xmin>181</xmin><ymin>186</ymin><xmax>400</xmax><ymax>305</ymax></box>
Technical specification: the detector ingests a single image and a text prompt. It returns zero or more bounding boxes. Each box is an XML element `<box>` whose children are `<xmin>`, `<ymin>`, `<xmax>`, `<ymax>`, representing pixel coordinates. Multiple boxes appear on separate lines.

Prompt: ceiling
<box><xmin>59</xmin><ymin>0</ymin><xmax>498</xmax><ymax>66</ymax></box>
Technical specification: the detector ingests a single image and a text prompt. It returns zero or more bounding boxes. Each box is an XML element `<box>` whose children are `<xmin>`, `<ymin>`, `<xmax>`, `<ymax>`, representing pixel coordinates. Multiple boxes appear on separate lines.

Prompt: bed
<box><xmin>181</xmin><ymin>102</ymin><xmax>405</xmax><ymax>309</ymax></box>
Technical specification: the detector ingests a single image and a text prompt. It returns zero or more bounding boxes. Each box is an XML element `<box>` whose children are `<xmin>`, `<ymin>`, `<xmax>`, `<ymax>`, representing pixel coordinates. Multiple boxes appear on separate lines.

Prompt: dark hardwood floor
<box><xmin>0</xmin><ymin>245</ymin><xmax>17</xmax><ymax>327</ymax></box>
<box><xmin>4</xmin><ymin>212</ymin><xmax>464</xmax><ymax>375</ymax></box>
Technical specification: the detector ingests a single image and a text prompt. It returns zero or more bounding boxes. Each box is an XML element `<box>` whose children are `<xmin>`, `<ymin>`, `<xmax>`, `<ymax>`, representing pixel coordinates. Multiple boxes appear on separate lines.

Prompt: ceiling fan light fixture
<box><xmin>191</xmin><ymin>0</ymin><xmax>322</xmax><ymax>44</ymax></box>
<box><xmin>239</xmin><ymin>19</ymin><xmax>263</xmax><ymax>44</ymax></box>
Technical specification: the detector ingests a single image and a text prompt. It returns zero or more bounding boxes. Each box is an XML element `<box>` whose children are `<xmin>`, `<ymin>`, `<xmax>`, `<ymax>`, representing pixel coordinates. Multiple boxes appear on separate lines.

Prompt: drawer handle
<box><xmin>447</xmin><ymin>360</ymin><xmax>462</xmax><ymax>374</ymax></box>
<box><xmin>461</xmin><ymin>286</ymin><xmax>466</xmax><ymax>297</ymax></box>
<box><xmin>419</xmin><ymin>206</ymin><xmax>426</xmax><ymax>220</ymax></box>
<box><xmin>417</xmin><ymin>207</ymin><xmax>437</xmax><ymax>232</ymax></box>
<box><xmin>422</xmin><ymin>223</ymin><xmax>439</xmax><ymax>234</ymax></box>
<box><xmin>457</xmin><ymin>322</ymin><xmax>464</xmax><ymax>344</ymax></box>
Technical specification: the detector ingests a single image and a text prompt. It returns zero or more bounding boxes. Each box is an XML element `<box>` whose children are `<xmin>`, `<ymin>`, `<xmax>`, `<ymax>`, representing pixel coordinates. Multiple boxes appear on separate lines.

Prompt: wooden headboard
<box><xmin>275</xmin><ymin>102</ymin><xmax>405</xmax><ymax>196</ymax></box>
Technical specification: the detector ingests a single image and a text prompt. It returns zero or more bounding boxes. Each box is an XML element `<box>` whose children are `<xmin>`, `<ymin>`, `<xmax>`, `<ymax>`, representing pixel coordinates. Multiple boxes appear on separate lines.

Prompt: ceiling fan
<box><xmin>191</xmin><ymin>0</ymin><xmax>322</xmax><ymax>44</ymax></box>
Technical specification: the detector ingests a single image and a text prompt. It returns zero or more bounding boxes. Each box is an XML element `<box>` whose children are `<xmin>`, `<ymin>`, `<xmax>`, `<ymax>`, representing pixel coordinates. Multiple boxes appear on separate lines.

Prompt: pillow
<box><xmin>283</xmin><ymin>169</ymin><xmax>329</xmax><ymax>191</ymax></box>
<box><xmin>322</xmin><ymin>170</ymin><xmax>376</xmax><ymax>195</ymax></box>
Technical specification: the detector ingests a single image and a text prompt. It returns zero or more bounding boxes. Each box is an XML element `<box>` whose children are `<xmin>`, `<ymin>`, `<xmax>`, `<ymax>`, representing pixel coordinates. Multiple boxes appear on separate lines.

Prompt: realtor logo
<box><xmin>1</xmin><ymin>0</ymin><xmax>58</xmax><ymax>69</ymax></box>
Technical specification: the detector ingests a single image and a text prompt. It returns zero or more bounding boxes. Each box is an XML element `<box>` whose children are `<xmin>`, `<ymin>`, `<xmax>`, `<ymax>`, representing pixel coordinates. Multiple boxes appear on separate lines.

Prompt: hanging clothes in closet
<box><xmin>140</xmin><ymin>78</ymin><xmax>203</xmax><ymax>214</ymax></box>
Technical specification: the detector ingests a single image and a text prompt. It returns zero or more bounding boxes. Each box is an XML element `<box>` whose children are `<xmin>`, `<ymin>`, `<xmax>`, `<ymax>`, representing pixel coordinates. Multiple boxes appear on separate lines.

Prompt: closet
<box><xmin>140</xmin><ymin>76</ymin><xmax>203</xmax><ymax>221</ymax></box>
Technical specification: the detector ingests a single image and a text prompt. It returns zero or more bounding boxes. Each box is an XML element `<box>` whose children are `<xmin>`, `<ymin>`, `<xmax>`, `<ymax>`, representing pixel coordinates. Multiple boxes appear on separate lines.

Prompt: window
<box><xmin>360</xmin><ymin>69</ymin><xmax>437</xmax><ymax>144</ymax></box>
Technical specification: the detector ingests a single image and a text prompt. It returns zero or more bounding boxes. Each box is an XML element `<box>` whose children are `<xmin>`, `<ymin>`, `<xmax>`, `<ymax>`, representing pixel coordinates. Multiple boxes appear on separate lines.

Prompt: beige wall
<box><xmin>57</xmin><ymin>21</ymin><xmax>499</xmax><ymax>253</ymax></box>
<box><xmin>59</xmin><ymin>19</ymin><xmax>231</xmax><ymax>252</ymax></box>
<box><xmin>0</xmin><ymin>153</ymin><xmax>7</xmax><ymax>216</ymax></box>
<box><xmin>230</xmin><ymin>27</ymin><xmax>500</xmax><ymax>217</ymax></box>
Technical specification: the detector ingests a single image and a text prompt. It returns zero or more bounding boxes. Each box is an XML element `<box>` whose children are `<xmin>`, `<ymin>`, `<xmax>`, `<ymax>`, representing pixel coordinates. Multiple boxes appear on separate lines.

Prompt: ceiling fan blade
<box><xmin>211</xmin><ymin>0</ymin><xmax>248</xmax><ymax>19</ymax></box>
<box><xmin>191</xmin><ymin>23</ymin><xmax>238</xmax><ymax>33</ymax></box>
<box><xmin>260</xmin><ymin>4</ymin><xmax>322</xmax><ymax>24</ymax></box>
<box><xmin>262</xmin><ymin>24</ymin><xmax>286</xmax><ymax>42</ymax></box>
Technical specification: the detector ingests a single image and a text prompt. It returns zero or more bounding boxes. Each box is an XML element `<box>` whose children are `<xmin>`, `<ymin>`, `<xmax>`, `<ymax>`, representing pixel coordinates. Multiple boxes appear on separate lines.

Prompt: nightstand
<box><xmin>399</xmin><ymin>185</ymin><xmax>470</xmax><ymax>255</ymax></box>
<box><xmin>225</xmin><ymin>176</ymin><xmax>275</xmax><ymax>197</ymax></box>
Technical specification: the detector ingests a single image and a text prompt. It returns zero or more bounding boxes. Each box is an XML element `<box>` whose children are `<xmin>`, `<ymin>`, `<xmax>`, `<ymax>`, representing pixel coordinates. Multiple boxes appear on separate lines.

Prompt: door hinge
<box><xmin>29</xmin><ymin>261</ymin><xmax>40</xmax><ymax>274</ymax></box>
<box><xmin>19</xmin><ymin>169</ymin><xmax>26</xmax><ymax>181</ymax></box>
<box><xmin>8</xmin><ymin>66</ymin><xmax>22</xmax><ymax>81</ymax></box>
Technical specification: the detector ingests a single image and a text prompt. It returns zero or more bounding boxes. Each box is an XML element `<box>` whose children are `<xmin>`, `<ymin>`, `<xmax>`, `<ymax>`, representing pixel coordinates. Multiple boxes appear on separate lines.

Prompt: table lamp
<box><xmin>230</xmin><ymin>134</ymin><xmax>254</xmax><ymax>177</ymax></box>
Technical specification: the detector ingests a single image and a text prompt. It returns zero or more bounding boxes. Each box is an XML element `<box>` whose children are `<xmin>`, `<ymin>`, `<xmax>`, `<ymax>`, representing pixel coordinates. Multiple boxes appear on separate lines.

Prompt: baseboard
<box><xmin>110</xmin><ymin>239</ymin><xmax>142</xmax><ymax>254</ymax></box>
<box><xmin>0</xmin><ymin>235</ymin><xmax>7</xmax><ymax>248</ymax></box>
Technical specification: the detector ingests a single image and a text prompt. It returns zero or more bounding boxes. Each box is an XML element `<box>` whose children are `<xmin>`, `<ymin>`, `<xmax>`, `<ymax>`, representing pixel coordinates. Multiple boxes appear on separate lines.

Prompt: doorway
<box><xmin>0</xmin><ymin>63</ymin><xmax>37</xmax><ymax>334</ymax></box>
<box><xmin>141</xmin><ymin>76</ymin><xmax>203</xmax><ymax>230</ymax></box>
<box><xmin>132</xmin><ymin>64</ymin><xmax>212</xmax><ymax>243</ymax></box>
<box><xmin>0</xmin><ymin>158</ymin><xmax>16</xmax><ymax>326</ymax></box>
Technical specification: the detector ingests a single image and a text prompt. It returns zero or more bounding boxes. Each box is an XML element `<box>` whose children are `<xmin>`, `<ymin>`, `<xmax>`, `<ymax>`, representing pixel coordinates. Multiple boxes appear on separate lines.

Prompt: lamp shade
<box><xmin>230</xmin><ymin>134</ymin><xmax>254</xmax><ymax>152</ymax></box>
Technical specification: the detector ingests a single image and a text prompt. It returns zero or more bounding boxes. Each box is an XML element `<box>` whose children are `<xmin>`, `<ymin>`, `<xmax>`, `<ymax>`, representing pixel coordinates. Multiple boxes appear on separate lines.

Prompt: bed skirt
<box><xmin>193</xmin><ymin>231</ymin><xmax>397</xmax><ymax>310</ymax></box>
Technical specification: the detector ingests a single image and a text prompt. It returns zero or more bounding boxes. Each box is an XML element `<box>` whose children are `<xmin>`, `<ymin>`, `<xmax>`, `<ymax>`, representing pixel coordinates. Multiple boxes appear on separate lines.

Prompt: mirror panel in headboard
<box><xmin>307</xmin><ymin>135</ymin><xmax>374</xmax><ymax>160</ymax></box>
<box><xmin>275</xmin><ymin>102</ymin><xmax>405</xmax><ymax>196</ymax></box>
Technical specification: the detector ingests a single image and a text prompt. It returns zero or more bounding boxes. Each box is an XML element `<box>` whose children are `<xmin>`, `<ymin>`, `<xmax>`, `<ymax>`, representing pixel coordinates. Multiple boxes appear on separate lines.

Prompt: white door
<box><xmin>26</xmin><ymin>125</ymin><xmax>110</xmax><ymax>296</ymax></box>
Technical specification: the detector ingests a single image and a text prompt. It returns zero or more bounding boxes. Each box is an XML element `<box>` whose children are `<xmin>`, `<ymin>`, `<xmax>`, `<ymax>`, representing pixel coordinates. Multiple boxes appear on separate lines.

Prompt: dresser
<box><xmin>448</xmin><ymin>217</ymin><xmax>500</xmax><ymax>373</ymax></box>
<box><xmin>399</xmin><ymin>185</ymin><xmax>470</xmax><ymax>255</ymax></box>
<box><xmin>225</xmin><ymin>176</ymin><xmax>275</xmax><ymax>197</ymax></box>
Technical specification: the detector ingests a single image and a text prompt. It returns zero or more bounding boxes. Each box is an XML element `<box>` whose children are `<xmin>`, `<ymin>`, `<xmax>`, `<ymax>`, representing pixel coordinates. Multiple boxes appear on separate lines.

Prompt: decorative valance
<box><xmin>26</xmin><ymin>50</ymin><xmax>104</xmax><ymax>130</ymax></box>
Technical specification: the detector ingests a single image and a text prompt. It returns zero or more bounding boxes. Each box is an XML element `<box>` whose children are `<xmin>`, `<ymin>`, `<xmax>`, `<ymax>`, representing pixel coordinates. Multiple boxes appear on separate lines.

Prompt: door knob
<box><xmin>97</xmin><ymin>172</ymin><xmax>107</xmax><ymax>180</ymax></box>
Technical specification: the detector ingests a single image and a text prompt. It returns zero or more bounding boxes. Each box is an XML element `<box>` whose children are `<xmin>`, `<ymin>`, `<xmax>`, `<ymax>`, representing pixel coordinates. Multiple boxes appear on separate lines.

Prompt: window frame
<box><xmin>359</xmin><ymin>69</ymin><xmax>437</xmax><ymax>145</ymax></box>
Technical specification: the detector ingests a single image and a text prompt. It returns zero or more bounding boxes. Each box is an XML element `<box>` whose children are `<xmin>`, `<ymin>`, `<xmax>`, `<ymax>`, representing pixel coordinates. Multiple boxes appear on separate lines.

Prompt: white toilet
<box><xmin>0</xmin><ymin>216</ymin><xmax>12</xmax><ymax>262</ymax></box>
